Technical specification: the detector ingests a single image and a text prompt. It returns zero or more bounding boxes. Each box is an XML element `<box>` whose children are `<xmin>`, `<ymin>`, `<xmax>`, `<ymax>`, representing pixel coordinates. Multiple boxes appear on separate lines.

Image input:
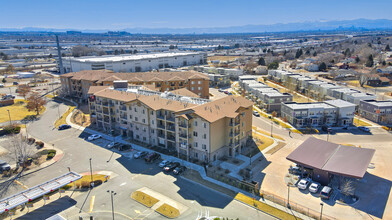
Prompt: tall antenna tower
<box><xmin>56</xmin><ymin>35</ymin><xmax>64</xmax><ymax>74</ymax></box>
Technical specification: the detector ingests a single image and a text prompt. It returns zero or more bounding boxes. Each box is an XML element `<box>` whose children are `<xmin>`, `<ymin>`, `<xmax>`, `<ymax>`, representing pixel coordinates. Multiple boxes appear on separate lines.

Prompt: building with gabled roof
<box><xmin>88</xmin><ymin>85</ymin><xmax>253</xmax><ymax>162</ymax></box>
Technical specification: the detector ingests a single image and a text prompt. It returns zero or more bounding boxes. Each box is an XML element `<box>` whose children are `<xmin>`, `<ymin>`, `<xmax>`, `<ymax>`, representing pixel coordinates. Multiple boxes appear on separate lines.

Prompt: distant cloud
<box><xmin>151</xmin><ymin>21</ymin><xmax>168</xmax><ymax>24</ymax></box>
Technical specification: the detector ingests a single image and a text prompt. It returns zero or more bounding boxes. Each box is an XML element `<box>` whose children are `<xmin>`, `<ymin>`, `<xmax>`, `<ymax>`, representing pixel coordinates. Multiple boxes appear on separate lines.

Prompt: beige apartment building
<box><xmin>88</xmin><ymin>83</ymin><xmax>253</xmax><ymax>163</ymax></box>
<box><xmin>60</xmin><ymin>70</ymin><xmax>210</xmax><ymax>100</ymax></box>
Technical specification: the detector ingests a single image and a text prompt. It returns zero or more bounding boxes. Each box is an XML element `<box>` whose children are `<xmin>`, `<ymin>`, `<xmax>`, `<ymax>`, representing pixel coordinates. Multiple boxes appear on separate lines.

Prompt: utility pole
<box><xmin>56</xmin><ymin>35</ymin><xmax>64</xmax><ymax>74</ymax></box>
<box><xmin>287</xmin><ymin>184</ymin><xmax>291</xmax><ymax>209</ymax></box>
<box><xmin>270</xmin><ymin>121</ymin><xmax>273</xmax><ymax>137</ymax></box>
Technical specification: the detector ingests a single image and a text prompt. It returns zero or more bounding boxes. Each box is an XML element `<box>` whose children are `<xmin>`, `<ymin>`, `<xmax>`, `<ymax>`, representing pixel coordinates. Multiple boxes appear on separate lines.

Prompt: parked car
<box><xmin>58</xmin><ymin>124</ymin><xmax>71</xmax><ymax>130</ymax></box>
<box><xmin>159</xmin><ymin>160</ymin><xmax>171</xmax><ymax>168</ymax></box>
<box><xmin>224</xmin><ymin>91</ymin><xmax>229</xmax><ymax>94</ymax></box>
<box><xmin>228</xmin><ymin>92</ymin><xmax>233</xmax><ymax>95</ymax></box>
<box><xmin>218</xmin><ymin>89</ymin><xmax>223</xmax><ymax>92</ymax></box>
<box><xmin>106</xmin><ymin>142</ymin><xmax>120</xmax><ymax>149</ymax></box>
<box><xmin>2</xmin><ymin>94</ymin><xmax>15</xmax><ymax>100</ymax></box>
<box><xmin>0</xmin><ymin>83</ymin><xmax>4</xmax><ymax>88</ymax></box>
<box><xmin>87</xmin><ymin>134</ymin><xmax>101</xmax><ymax>141</ymax></box>
<box><xmin>322</xmin><ymin>125</ymin><xmax>332</xmax><ymax>133</ymax></box>
<box><xmin>309</xmin><ymin>182</ymin><xmax>321</xmax><ymax>193</ymax></box>
<box><xmin>144</xmin><ymin>152</ymin><xmax>161</xmax><ymax>162</ymax></box>
<box><xmin>118</xmin><ymin>144</ymin><xmax>132</xmax><ymax>151</ymax></box>
<box><xmin>358</xmin><ymin>126</ymin><xmax>370</xmax><ymax>132</ymax></box>
<box><xmin>288</xmin><ymin>166</ymin><xmax>301</xmax><ymax>175</ymax></box>
<box><xmin>173</xmin><ymin>166</ymin><xmax>186</xmax><ymax>175</ymax></box>
<box><xmin>133</xmin><ymin>151</ymin><xmax>148</xmax><ymax>159</ymax></box>
<box><xmin>13</xmin><ymin>82</ymin><xmax>19</xmax><ymax>85</ymax></box>
<box><xmin>297</xmin><ymin>179</ymin><xmax>310</xmax><ymax>190</ymax></box>
<box><xmin>163</xmin><ymin>162</ymin><xmax>180</xmax><ymax>172</ymax></box>
<box><xmin>0</xmin><ymin>160</ymin><xmax>11</xmax><ymax>172</ymax></box>
<box><xmin>253</xmin><ymin>111</ymin><xmax>260</xmax><ymax>117</ymax></box>
<box><xmin>320</xmin><ymin>186</ymin><xmax>333</xmax><ymax>200</ymax></box>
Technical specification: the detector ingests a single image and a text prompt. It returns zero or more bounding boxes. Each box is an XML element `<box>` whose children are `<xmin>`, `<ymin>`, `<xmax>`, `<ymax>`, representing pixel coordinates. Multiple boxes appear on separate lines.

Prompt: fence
<box><xmin>206</xmin><ymin>169</ymin><xmax>259</xmax><ymax>195</ymax></box>
<box><xmin>261</xmin><ymin>190</ymin><xmax>336</xmax><ymax>220</ymax></box>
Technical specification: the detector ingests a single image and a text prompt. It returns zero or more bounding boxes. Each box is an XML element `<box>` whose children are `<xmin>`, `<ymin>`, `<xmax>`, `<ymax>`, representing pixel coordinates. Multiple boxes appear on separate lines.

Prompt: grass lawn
<box><xmin>353</xmin><ymin>117</ymin><xmax>372</xmax><ymax>127</ymax></box>
<box><xmin>131</xmin><ymin>191</ymin><xmax>159</xmax><ymax>208</ymax></box>
<box><xmin>155</xmin><ymin>203</ymin><xmax>180</xmax><ymax>218</ymax></box>
<box><xmin>252</xmin><ymin>126</ymin><xmax>284</xmax><ymax>141</ymax></box>
<box><xmin>0</xmin><ymin>99</ymin><xmax>40</xmax><ymax>123</ymax></box>
<box><xmin>292</xmin><ymin>93</ymin><xmax>313</xmax><ymax>103</ymax></box>
<box><xmin>252</xmin><ymin>131</ymin><xmax>274</xmax><ymax>152</ymax></box>
<box><xmin>54</xmin><ymin>106</ymin><xmax>75</xmax><ymax>128</ymax></box>
<box><xmin>235</xmin><ymin>193</ymin><xmax>299</xmax><ymax>220</ymax></box>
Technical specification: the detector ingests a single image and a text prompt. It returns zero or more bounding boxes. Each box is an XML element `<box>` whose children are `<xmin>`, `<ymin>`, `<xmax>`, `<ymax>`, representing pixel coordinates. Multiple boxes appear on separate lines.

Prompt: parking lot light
<box><xmin>287</xmin><ymin>183</ymin><xmax>291</xmax><ymax>209</ymax></box>
<box><xmin>320</xmin><ymin>203</ymin><xmax>324</xmax><ymax>220</ymax></box>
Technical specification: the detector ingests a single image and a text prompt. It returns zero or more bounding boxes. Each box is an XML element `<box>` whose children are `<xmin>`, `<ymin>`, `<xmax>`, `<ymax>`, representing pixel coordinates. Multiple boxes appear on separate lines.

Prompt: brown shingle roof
<box><xmin>87</xmin><ymin>86</ymin><xmax>110</xmax><ymax>95</ymax></box>
<box><xmin>62</xmin><ymin>70</ymin><xmax>114</xmax><ymax>82</ymax></box>
<box><xmin>170</xmin><ymin>88</ymin><xmax>200</xmax><ymax>98</ymax></box>
<box><xmin>189</xmin><ymin>96</ymin><xmax>254</xmax><ymax>122</ymax></box>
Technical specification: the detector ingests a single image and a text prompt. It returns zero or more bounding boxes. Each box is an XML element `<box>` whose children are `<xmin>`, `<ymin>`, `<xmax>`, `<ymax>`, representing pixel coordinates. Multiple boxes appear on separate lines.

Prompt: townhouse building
<box><xmin>88</xmin><ymin>83</ymin><xmax>253</xmax><ymax>163</ymax></box>
<box><xmin>359</xmin><ymin>100</ymin><xmax>392</xmax><ymax>125</ymax></box>
<box><xmin>281</xmin><ymin>99</ymin><xmax>355</xmax><ymax>128</ymax></box>
<box><xmin>60</xmin><ymin>70</ymin><xmax>210</xmax><ymax>100</ymax></box>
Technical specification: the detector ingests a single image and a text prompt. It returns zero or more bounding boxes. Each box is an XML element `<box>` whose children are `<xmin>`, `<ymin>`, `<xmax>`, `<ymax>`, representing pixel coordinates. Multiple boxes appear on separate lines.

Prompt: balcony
<box><xmin>229</xmin><ymin>121</ymin><xmax>240</xmax><ymax>126</ymax></box>
<box><xmin>157</xmin><ymin>124</ymin><xmax>165</xmax><ymax>129</ymax></box>
<box><xmin>120</xmin><ymin>115</ymin><xmax>127</xmax><ymax>120</ymax></box>
<box><xmin>167</xmin><ymin>125</ymin><xmax>175</xmax><ymax>132</ymax></box>
<box><xmin>158</xmin><ymin>134</ymin><xmax>165</xmax><ymax>138</ymax></box>
<box><xmin>166</xmin><ymin>117</ymin><xmax>175</xmax><ymax>122</ymax></box>
<box><xmin>179</xmin><ymin>123</ymin><xmax>187</xmax><ymax>128</ymax></box>
<box><xmin>180</xmin><ymin>142</ymin><xmax>187</xmax><ymax>148</ymax></box>
<box><xmin>157</xmin><ymin>114</ymin><xmax>165</xmax><ymax>120</ymax></box>
<box><xmin>167</xmin><ymin>136</ymin><xmax>175</xmax><ymax>142</ymax></box>
<box><xmin>120</xmin><ymin>106</ymin><xmax>127</xmax><ymax>111</ymax></box>
<box><xmin>102</xmin><ymin>102</ymin><xmax>109</xmax><ymax>107</ymax></box>
<box><xmin>179</xmin><ymin>133</ymin><xmax>187</xmax><ymax>139</ymax></box>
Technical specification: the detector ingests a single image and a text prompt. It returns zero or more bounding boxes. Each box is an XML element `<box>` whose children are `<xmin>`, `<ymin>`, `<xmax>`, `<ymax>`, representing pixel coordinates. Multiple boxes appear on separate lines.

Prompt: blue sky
<box><xmin>1</xmin><ymin>0</ymin><xmax>392</xmax><ymax>29</ymax></box>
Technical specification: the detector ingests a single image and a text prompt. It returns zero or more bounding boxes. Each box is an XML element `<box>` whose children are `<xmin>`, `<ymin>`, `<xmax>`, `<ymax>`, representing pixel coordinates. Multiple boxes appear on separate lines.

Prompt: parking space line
<box><xmin>89</xmin><ymin>195</ymin><xmax>95</xmax><ymax>213</ymax></box>
<box><xmin>14</xmin><ymin>180</ymin><xmax>29</xmax><ymax>189</ymax></box>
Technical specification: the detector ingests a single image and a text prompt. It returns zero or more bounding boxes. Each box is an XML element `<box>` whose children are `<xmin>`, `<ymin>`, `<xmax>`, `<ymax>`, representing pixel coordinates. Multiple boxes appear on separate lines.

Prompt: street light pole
<box><xmin>270</xmin><ymin>121</ymin><xmax>273</xmax><ymax>137</ymax></box>
<box><xmin>89</xmin><ymin>158</ymin><xmax>94</xmax><ymax>187</ymax></box>
<box><xmin>320</xmin><ymin>203</ymin><xmax>324</xmax><ymax>220</ymax></box>
<box><xmin>287</xmin><ymin>184</ymin><xmax>291</xmax><ymax>209</ymax></box>
<box><xmin>7</xmin><ymin>109</ymin><xmax>12</xmax><ymax>126</ymax></box>
<box><xmin>107</xmin><ymin>190</ymin><xmax>116</xmax><ymax>220</ymax></box>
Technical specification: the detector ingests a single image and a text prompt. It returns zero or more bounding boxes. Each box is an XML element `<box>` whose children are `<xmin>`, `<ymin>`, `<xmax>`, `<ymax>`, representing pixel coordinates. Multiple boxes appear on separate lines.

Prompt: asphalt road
<box><xmin>2</xmin><ymin>100</ymin><xmax>275</xmax><ymax>220</ymax></box>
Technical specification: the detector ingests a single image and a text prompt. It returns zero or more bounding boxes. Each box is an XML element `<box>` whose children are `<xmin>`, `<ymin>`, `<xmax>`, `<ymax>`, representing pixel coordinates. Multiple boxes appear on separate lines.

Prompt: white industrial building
<box><xmin>62</xmin><ymin>52</ymin><xmax>207</xmax><ymax>73</ymax></box>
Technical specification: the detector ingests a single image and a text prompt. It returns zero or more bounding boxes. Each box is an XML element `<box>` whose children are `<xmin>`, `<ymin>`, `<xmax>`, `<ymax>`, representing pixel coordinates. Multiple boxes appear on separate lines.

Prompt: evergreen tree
<box><xmin>295</xmin><ymin>49</ymin><xmax>303</xmax><ymax>58</ymax></box>
<box><xmin>319</xmin><ymin>62</ymin><xmax>327</xmax><ymax>71</ymax></box>
<box><xmin>258</xmin><ymin>57</ymin><xmax>266</xmax><ymax>66</ymax></box>
<box><xmin>365</xmin><ymin>54</ymin><xmax>374</xmax><ymax>67</ymax></box>
<box><xmin>385</xmin><ymin>44</ymin><xmax>391</xmax><ymax>51</ymax></box>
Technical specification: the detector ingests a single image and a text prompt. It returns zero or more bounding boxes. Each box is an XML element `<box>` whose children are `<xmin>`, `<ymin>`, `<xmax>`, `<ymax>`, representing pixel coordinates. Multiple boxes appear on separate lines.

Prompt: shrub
<box><xmin>3</xmin><ymin>125</ymin><xmax>21</xmax><ymax>134</ymax></box>
<box><xmin>47</xmin><ymin>152</ymin><xmax>55</xmax><ymax>159</ymax></box>
<box><xmin>36</xmin><ymin>141</ymin><xmax>44</xmax><ymax>148</ymax></box>
<box><xmin>81</xmin><ymin>181</ymin><xmax>91</xmax><ymax>188</ymax></box>
<box><xmin>93</xmin><ymin>180</ymin><xmax>103</xmax><ymax>186</ymax></box>
<box><xmin>47</xmin><ymin>149</ymin><xmax>56</xmax><ymax>154</ymax></box>
<box><xmin>27</xmin><ymin>138</ymin><xmax>35</xmax><ymax>144</ymax></box>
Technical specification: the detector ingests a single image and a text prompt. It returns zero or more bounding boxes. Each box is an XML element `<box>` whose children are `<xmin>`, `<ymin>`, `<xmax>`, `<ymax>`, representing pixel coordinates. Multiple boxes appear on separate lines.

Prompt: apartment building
<box><xmin>192</xmin><ymin>66</ymin><xmax>244</xmax><ymax>78</ymax></box>
<box><xmin>359</xmin><ymin>100</ymin><xmax>392</xmax><ymax>125</ymax></box>
<box><xmin>60</xmin><ymin>70</ymin><xmax>210</xmax><ymax>100</ymax></box>
<box><xmin>88</xmin><ymin>84</ymin><xmax>253</xmax><ymax>162</ymax></box>
<box><xmin>208</xmin><ymin>74</ymin><xmax>231</xmax><ymax>87</ymax></box>
<box><xmin>281</xmin><ymin>100</ymin><xmax>355</xmax><ymax>128</ymax></box>
<box><xmin>62</xmin><ymin>52</ymin><xmax>207</xmax><ymax>73</ymax></box>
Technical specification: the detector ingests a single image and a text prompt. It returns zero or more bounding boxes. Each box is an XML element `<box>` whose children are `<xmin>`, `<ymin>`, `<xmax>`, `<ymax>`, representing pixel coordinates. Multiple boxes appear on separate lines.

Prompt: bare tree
<box><xmin>7</xmin><ymin>134</ymin><xmax>34</xmax><ymax>168</ymax></box>
<box><xmin>16</xmin><ymin>84</ymin><xmax>31</xmax><ymax>100</ymax></box>
<box><xmin>26</xmin><ymin>92</ymin><xmax>46</xmax><ymax>115</ymax></box>
<box><xmin>359</xmin><ymin>74</ymin><xmax>368</xmax><ymax>87</ymax></box>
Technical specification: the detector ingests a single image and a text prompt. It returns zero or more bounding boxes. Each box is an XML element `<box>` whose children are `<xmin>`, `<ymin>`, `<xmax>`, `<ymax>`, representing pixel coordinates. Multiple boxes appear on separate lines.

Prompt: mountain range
<box><xmin>1</xmin><ymin>19</ymin><xmax>392</xmax><ymax>34</ymax></box>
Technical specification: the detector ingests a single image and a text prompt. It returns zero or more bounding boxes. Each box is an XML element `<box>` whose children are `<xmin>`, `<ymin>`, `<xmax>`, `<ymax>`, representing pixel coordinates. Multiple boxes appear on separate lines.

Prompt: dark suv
<box><xmin>144</xmin><ymin>152</ymin><xmax>161</xmax><ymax>163</ymax></box>
<box><xmin>163</xmin><ymin>162</ymin><xmax>180</xmax><ymax>172</ymax></box>
<box><xmin>0</xmin><ymin>160</ymin><xmax>11</xmax><ymax>173</ymax></box>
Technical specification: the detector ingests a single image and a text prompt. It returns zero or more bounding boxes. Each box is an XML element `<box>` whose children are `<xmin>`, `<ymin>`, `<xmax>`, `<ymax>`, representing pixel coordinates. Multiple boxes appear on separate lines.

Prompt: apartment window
<box><xmin>135</xmin><ymin>117</ymin><xmax>138</xmax><ymax>121</ymax></box>
<box><xmin>151</xmin><ymin>129</ymin><xmax>154</xmax><ymax>134</ymax></box>
<box><xmin>143</xmin><ymin>137</ymin><xmax>146</xmax><ymax>141</ymax></box>
<box><xmin>198</xmin><ymin>93</ymin><xmax>201</xmax><ymax>96</ymax></box>
<box><xmin>198</xmin><ymin>87</ymin><xmax>201</xmax><ymax>90</ymax></box>
<box><xmin>194</xmin><ymin>152</ymin><xmax>198</xmax><ymax>158</ymax></box>
<box><xmin>136</xmin><ymin>126</ymin><xmax>139</xmax><ymax>130</ymax></box>
<box><xmin>134</xmin><ymin>108</ymin><xmax>137</xmax><ymax>112</ymax></box>
<box><xmin>194</xmin><ymin>142</ymin><xmax>198</xmax><ymax>147</ymax></box>
<box><xmin>151</xmin><ymin>111</ymin><xmax>154</xmax><ymax>115</ymax></box>
<box><xmin>143</xmin><ymin>128</ymin><xmax>146</xmax><ymax>132</ymax></box>
<box><xmin>129</xmin><ymin>106</ymin><xmax>132</xmax><ymax>110</ymax></box>
<box><xmin>152</xmin><ymin>120</ymin><xmax>154</xmax><ymax>125</ymax></box>
<box><xmin>242</xmin><ymin>122</ymin><xmax>244</xmax><ymax>127</ymax></box>
<box><xmin>191</xmin><ymin>87</ymin><xmax>195</xmax><ymax>91</ymax></box>
<box><xmin>129</xmin><ymin>115</ymin><xmax>132</xmax><ymax>119</ymax></box>
<box><xmin>191</xmin><ymin>81</ymin><xmax>195</xmax><ymax>85</ymax></box>
<box><xmin>203</xmin><ymin>123</ymin><xmax>207</xmax><ymax>128</ymax></box>
<box><xmin>142</xmin><ymin>119</ymin><xmax>146</xmax><ymax>123</ymax></box>
<box><xmin>116</xmin><ymin>109</ymin><xmax>119</xmax><ymax>113</ymax></box>
<box><xmin>136</xmin><ymin>135</ymin><xmax>140</xmax><ymax>139</ymax></box>
<box><xmin>193</xmin><ymin>131</ymin><xmax>198</xmax><ymax>137</ymax></box>
<box><xmin>194</xmin><ymin>121</ymin><xmax>197</xmax><ymax>126</ymax></box>
<box><xmin>203</xmin><ymin>134</ymin><xmax>206</xmax><ymax>139</ymax></box>
<box><xmin>202</xmin><ymin>144</ymin><xmax>206</xmax><ymax>149</ymax></box>
<box><xmin>198</xmin><ymin>81</ymin><xmax>202</xmax><ymax>84</ymax></box>
<box><xmin>142</xmin><ymin>109</ymin><xmax>145</xmax><ymax>114</ymax></box>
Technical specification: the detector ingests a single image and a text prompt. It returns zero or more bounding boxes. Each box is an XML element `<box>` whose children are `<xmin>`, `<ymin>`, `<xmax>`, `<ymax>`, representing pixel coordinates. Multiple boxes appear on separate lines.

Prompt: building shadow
<box><xmin>17</xmin><ymin>196</ymin><xmax>76</xmax><ymax>220</ymax></box>
<box><xmin>351</xmin><ymin>172</ymin><xmax>391</xmax><ymax>219</ymax></box>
